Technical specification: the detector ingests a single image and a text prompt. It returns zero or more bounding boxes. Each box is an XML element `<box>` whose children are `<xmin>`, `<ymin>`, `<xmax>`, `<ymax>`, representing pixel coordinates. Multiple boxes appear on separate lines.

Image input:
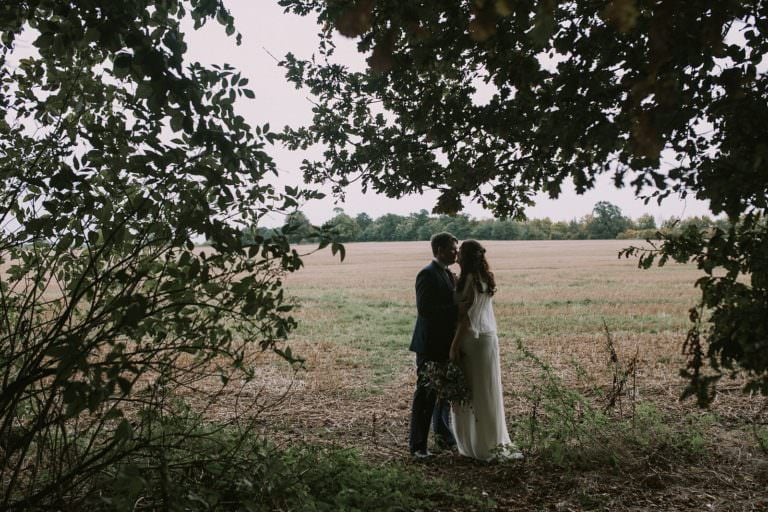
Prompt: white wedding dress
<box><xmin>451</xmin><ymin>278</ymin><xmax>518</xmax><ymax>461</ymax></box>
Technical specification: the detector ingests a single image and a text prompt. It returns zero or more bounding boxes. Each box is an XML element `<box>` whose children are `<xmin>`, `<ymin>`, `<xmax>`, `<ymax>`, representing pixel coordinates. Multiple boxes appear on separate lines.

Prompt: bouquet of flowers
<box><xmin>418</xmin><ymin>361</ymin><xmax>472</xmax><ymax>406</ymax></box>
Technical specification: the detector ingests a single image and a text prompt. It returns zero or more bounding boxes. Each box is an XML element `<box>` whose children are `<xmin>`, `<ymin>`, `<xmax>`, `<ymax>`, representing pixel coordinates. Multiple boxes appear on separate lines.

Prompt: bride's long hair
<box><xmin>456</xmin><ymin>240</ymin><xmax>496</xmax><ymax>296</ymax></box>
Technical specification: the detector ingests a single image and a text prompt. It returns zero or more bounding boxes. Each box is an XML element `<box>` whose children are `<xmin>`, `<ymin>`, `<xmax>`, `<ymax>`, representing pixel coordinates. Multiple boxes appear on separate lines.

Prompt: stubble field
<box><xmin>247</xmin><ymin>240</ymin><xmax>767</xmax><ymax>511</ymax></box>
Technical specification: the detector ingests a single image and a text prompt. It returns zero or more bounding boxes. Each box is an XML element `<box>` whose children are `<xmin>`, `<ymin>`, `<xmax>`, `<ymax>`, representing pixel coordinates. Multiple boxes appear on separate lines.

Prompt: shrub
<box><xmin>85</xmin><ymin>410</ymin><xmax>486</xmax><ymax>512</ymax></box>
<box><xmin>0</xmin><ymin>2</ymin><xmax>329</xmax><ymax>508</ymax></box>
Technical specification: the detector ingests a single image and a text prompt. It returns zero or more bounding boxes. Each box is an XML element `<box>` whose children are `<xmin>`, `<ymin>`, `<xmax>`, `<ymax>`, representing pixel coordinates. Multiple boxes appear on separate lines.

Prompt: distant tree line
<box><xmin>247</xmin><ymin>202</ymin><xmax>729</xmax><ymax>245</ymax></box>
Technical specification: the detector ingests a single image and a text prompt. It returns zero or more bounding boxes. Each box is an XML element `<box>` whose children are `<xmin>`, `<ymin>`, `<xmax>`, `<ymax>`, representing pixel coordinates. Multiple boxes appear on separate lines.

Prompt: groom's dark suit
<box><xmin>408</xmin><ymin>260</ymin><xmax>458</xmax><ymax>453</ymax></box>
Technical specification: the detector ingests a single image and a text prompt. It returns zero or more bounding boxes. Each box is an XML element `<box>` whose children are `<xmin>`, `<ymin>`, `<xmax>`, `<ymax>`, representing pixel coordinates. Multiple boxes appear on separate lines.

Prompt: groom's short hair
<box><xmin>430</xmin><ymin>232</ymin><xmax>458</xmax><ymax>256</ymax></box>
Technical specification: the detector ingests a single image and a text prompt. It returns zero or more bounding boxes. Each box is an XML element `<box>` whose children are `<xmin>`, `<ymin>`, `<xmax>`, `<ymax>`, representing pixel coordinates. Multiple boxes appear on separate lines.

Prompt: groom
<box><xmin>408</xmin><ymin>232</ymin><xmax>459</xmax><ymax>458</ymax></box>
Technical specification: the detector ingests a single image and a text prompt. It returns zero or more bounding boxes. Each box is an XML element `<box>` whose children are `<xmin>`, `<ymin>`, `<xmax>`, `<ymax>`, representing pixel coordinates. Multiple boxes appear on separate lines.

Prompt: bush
<box><xmin>616</xmin><ymin>228</ymin><xmax>661</xmax><ymax>240</ymax></box>
<box><xmin>84</xmin><ymin>411</ymin><xmax>485</xmax><ymax>512</ymax></box>
<box><xmin>0</xmin><ymin>2</ymin><xmax>327</xmax><ymax>508</ymax></box>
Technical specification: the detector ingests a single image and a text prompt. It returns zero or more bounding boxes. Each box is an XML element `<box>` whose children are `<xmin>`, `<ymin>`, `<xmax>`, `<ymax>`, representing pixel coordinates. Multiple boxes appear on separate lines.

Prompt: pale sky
<box><xmin>189</xmin><ymin>2</ymin><xmax>715</xmax><ymax>225</ymax></box>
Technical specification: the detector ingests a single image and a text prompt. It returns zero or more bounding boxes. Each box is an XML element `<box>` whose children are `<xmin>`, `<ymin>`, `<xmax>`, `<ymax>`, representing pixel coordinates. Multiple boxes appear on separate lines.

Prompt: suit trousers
<box><xmin>408</xmin><ymin>353</ymin><xmax>456</xmax><ymax>453</ymax></box>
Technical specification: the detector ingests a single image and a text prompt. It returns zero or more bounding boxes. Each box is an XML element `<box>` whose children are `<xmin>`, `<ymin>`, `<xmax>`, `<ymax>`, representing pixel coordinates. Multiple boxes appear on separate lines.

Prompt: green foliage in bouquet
<box><xmin>419</xmin><ymin>361</ymin><xmax>472</xmax><ymax>406</ymax></box>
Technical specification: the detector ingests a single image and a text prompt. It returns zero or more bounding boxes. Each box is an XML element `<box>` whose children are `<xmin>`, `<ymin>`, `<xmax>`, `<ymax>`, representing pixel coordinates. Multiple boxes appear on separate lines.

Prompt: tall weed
<box><xmin>510</xmin><ymin>337</ymin><xmax>710</xmax><ymax>469</ymax></box>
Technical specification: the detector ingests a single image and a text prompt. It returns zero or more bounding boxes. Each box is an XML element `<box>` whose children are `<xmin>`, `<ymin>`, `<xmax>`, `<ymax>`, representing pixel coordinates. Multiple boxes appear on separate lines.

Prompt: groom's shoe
<box><xmin>411</xmin><ymin>449</ymin><xmax>432</xmax><ymax>460</ymax></box>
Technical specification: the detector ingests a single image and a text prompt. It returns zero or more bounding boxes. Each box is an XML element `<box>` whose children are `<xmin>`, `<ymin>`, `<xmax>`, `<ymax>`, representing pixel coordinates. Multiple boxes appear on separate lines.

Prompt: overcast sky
<box><xmin>188</xmin><ymin>2</ymin><xmax>713</xmax><ymax>225</ymax></box>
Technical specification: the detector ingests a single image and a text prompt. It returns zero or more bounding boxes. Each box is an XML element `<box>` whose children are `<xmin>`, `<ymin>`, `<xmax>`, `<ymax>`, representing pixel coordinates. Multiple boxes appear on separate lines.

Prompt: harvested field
<box><xmin>249</xmin><ymin>240</ymin><xmax>767</xmax><ymax>511</ymax></box>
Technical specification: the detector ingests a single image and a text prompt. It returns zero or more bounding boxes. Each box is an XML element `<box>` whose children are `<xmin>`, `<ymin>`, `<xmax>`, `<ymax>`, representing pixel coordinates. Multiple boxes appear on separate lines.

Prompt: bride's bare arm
<box><xmin>450</xmin><ymin>275</ymin><xmax>476</xmax><ymax>362</ymax></box>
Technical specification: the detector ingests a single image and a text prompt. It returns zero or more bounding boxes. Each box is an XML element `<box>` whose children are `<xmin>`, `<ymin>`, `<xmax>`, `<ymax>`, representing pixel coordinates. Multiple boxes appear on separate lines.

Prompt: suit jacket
<box><xmin>409</xmin><ymin>260</ymin><xmax>458</xmax><ymax>361</ymax></box>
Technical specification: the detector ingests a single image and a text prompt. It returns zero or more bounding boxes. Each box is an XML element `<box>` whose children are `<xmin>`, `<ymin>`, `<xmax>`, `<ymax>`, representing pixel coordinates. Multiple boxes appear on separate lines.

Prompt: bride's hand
<box><xmin>449</xmin><ymin>345</ymin><xmax>461</xmax><ymax>362</ymax></box>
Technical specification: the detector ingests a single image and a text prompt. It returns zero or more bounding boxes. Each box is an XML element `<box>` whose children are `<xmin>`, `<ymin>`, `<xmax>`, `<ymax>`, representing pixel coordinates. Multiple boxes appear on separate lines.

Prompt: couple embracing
<box><xmin>408</xmin><ymin>232</ymin><xmax>522</xmax><ymax>461</ymax></box>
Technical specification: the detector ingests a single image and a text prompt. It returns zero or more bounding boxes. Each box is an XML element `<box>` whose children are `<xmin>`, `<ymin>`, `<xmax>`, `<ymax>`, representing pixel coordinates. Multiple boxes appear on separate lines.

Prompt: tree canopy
<box><xmin>277</xmin><ymin>0</ymin><xmax>768</xmax><ymax>403</ymax></box>
<box><xmin>278</xmin><ymin>0</ymin><xmax>766</xmax><ymax>219</ymax></box>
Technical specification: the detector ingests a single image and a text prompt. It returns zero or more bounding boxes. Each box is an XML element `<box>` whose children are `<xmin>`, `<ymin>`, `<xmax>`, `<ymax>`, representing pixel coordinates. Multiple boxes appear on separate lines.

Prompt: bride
<box><xmin>449</xmin><ymin>240</ymin><xmax>522</xmax><ymax>461</ymax></box>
